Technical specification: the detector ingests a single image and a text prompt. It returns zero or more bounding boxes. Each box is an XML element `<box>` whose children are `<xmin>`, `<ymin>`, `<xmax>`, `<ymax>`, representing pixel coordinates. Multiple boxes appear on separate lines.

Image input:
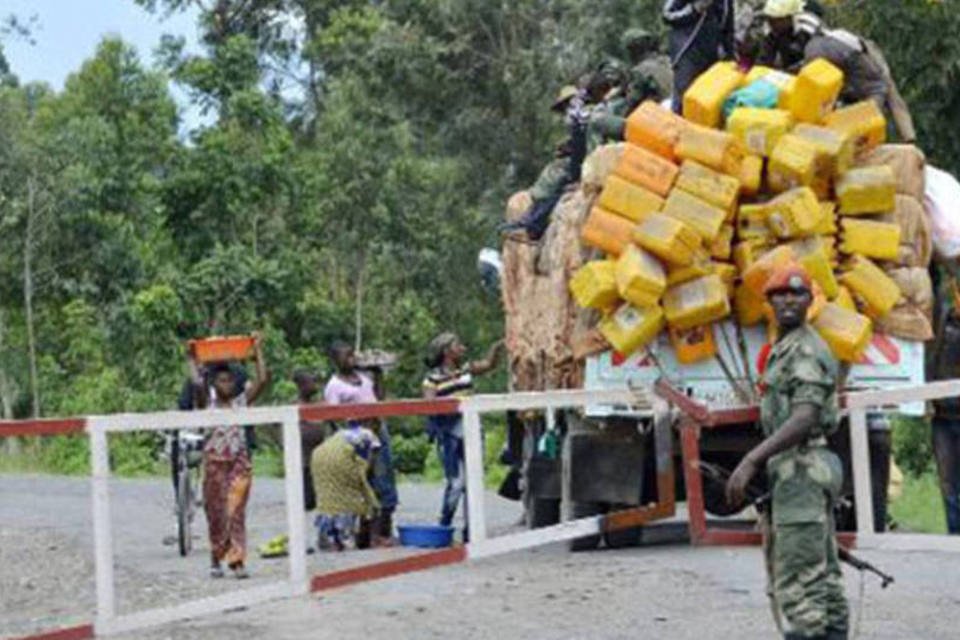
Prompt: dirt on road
<box><xmin>2</xmin><ymin>474</ymin><xmax>959</xmax><ymax>640</ymax></box>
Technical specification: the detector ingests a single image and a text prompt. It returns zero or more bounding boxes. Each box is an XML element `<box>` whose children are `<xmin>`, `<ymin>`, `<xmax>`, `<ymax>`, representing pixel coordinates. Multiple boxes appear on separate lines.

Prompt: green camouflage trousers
<box><xmin>766</xmin><ymin>448</ymin><xmax>849</xmax><ymax>637</ymax></box>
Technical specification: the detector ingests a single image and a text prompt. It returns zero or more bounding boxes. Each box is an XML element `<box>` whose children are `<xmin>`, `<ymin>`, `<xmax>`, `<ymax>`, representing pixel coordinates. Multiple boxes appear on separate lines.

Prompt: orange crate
<box><xmin>189</xmin><ymin>336</ymin><xmax>256</xmax><ymax>363</ymax></box>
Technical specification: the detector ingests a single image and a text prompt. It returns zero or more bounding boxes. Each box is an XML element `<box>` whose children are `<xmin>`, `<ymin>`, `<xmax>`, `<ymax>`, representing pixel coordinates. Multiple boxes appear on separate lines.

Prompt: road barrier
<box><xmin>3</xmin><ymin>382</ymin><xmax>960</xmax><ymax>639</ymax></box>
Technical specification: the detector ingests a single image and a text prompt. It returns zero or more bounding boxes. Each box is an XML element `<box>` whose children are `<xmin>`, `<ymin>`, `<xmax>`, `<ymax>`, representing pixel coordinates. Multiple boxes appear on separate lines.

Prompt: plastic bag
<box><xmin>924</xmin><ymin>166</ymin><xmax>960</xmax><ymax>260</ymax></box>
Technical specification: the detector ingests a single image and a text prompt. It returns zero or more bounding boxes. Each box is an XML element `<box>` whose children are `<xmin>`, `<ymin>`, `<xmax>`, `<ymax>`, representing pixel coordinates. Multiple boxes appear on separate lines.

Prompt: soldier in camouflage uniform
<box><xmin>622</xmin><ymin>28</ymin><xmax>673</xmax><ymax>109</ymax></box>
<box><xmin>726</xmin><ymin>263</ymin><xmax>849</xmax><ymax>640</ymax></box>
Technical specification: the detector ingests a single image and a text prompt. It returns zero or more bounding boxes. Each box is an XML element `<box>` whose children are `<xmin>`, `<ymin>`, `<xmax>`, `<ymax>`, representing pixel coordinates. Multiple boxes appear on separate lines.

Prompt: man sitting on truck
<box><xmin>500</xmin><ymin>69</ymin><xmax>618</xmax><ymax>242</ymax></box>
<box><xmin>726</xmin><ymin>263</ymin><xmax>848</xmax><ymax>640</ymax></box>
<box><xmin>759</xmin><ymin>0</ymin><xmax>916</xmax><ymax>141</ymax></box>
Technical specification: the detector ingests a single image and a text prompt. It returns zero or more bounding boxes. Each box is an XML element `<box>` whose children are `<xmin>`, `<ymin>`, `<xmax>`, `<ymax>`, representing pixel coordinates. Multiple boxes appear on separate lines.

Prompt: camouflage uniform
<box><xmin>760</xmin><ymin>324</ymin><xmax>849</xmax><ymax>638</ymax></box>
<box><xmin>628</xmin><ymin>53</ymin><xmax>673</xmax><ymax>106</ymax></box>
<box><xmin>621</xmin><ymin>28</ymin><xmax>673</xmax><ymax>109</ymax></box>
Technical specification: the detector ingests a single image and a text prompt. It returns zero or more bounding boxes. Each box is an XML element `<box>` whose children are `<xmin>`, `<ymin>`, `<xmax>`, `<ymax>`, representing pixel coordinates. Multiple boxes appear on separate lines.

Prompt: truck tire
<box><xmin>567</xmin><ymin>501</ymin><xmax>603</xmax><ymax>552</ymax></box>
<box><xmin>527</xmin><ymin>497</ymin><xmax>561</xmax><ymax>529</ymax></box>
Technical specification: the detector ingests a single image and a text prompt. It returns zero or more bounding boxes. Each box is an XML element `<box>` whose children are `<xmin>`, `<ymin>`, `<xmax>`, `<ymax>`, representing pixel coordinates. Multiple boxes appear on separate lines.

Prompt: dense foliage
<box><xmin>1</xmin><ymin>1</ymin><xmax>959</xmax><ymax>472</ymax></box>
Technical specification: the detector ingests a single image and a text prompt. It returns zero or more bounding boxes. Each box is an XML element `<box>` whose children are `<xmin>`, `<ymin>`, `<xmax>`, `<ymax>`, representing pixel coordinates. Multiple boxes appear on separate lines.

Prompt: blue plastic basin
<box><xmin>397</xmin><ymin>524</ymin><xmax>454</xmax><ymax>548</ymax></box>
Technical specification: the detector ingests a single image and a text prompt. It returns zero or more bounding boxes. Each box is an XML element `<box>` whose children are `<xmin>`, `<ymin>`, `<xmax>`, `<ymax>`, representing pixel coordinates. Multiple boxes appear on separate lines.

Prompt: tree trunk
<box><xmin>24</xmin><ymin>175</ymin><xmax>40</xmax><ymax>418</ymax></box>
<box><xmin>0</xmin><ymin>309</ymin><xmax>20</xmax><ymax>455</ymax></box>
<box><xmin>354</xmin><ymin>252</ymin><xmax>367</xmax><ymax>351</ymax></box>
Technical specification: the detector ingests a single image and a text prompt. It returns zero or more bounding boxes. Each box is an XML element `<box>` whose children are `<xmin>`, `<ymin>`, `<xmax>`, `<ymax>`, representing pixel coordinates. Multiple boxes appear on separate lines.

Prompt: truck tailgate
<box><xmin>585</xmin><ymin>321</ymin><xmax>925</xmax><ymax>416</ymax></box>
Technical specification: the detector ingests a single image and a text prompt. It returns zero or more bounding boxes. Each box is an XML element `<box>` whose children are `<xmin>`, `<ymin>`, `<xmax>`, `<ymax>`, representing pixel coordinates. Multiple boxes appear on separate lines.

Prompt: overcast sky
<box><xmin>3</xmin><ymin>0</ymin><xmax>205</xmax><ymax>132</ymax></box>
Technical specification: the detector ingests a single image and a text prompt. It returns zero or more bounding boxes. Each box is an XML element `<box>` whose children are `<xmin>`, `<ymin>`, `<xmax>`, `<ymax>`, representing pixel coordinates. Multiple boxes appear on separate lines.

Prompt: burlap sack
<box><xmin>505</xmin><ymin>190</ymin><xmax>533</xmax><ymax>223</ymax></box>
<box><xmin>581</xmin><ymin>143</ymin><xmax>625</xmax><ymax>197</ymax></box>
<box><xmin>879</xmin><ymin>195</ymin><xmax>933</xmax><ymax>268</ymax></box>
<box><xmin>859</xmin><ymin>144</ymin><xmax>926</xmax><ymax>200</ymax></box>
<box><xmin>876</xmin><ymin>267</ymin><xmax>934</xmax><ymax>341</ymax></box>
<box><xmin>502</xmin><ymin>188</ymin><xmax>595</xmax><ymax>391</ymax></box>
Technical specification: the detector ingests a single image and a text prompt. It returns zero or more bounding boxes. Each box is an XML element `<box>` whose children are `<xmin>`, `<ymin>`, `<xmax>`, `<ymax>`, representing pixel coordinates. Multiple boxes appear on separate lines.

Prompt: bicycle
<box><xmin>166</xmin><ymin>430</ymin><xmax>205</xmax><ymax>557</ymax></box>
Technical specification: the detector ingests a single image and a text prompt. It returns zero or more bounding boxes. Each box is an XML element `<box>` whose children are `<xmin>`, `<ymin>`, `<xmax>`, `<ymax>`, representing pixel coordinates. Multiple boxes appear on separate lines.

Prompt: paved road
<box><xmin>2</xmin><ymin>474</ymin><xmax>960</xmax><ymax>639</ymax></box>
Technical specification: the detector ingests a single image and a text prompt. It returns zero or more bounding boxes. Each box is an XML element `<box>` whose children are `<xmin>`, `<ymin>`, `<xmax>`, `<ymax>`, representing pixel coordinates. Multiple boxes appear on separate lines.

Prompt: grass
<box><xmin>889</xmin><ymin>472</ymin><xmax>947</xmax><ymax>534</ymax></box>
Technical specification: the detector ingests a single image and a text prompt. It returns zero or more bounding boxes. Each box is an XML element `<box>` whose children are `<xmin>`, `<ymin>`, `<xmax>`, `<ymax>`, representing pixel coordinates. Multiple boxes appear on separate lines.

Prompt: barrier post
<box><xmin>849</xmin><ymin>407</ymin><xmax>876</xmax><ymax>536</ymax></box>
<box><xmin>89</xmin><ymin>423</ymin><xmax>116</xmax><ymax>627</ymax></box>
<box><xmin>280</xmin><ymin>407</ymin><xmax>308</xmax><ymax>593</ymax></box>
<box><xmin>462</xmin><ymin>401</ymin><xmax>487</xmax><ymax>544</ymax></box>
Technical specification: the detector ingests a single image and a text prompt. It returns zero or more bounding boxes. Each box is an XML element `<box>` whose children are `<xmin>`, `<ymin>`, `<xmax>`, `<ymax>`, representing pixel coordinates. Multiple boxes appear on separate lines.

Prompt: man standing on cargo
<box><xmin>726</xmin><ymin>263</ymin><xmax>849</xmax><ymax>640</ymax></box>
<box><xmin>663</xmin><ymin>0</ymin><xmax>736</xmax><ymax>114</ymax></box>
<box><xmin>759</xmin><ymin>0</ymin><xmax>916</xmax><ymax>141</ymax></box>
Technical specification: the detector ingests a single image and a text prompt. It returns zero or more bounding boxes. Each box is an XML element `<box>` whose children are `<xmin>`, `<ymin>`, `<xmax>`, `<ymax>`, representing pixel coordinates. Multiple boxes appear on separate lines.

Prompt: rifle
<box><xmin>697</xmin><ymin>461</ymin><xmax>895</xmax><ymax>589</ymax></box>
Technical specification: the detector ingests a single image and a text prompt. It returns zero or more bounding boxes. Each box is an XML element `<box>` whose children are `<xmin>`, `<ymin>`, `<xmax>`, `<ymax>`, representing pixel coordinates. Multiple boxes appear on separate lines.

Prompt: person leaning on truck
<box><xmin>726</xmin><ymin>263</ymin><xmax>849</xmax><ymax>640</ymax></box>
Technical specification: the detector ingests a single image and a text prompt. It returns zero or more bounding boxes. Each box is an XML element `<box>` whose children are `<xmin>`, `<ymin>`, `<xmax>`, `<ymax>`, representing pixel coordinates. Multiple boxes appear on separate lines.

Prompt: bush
<box><xmin>892</xmin><ymin>415</ymin><xmax>934</xmax><ymax>477</ymax></box>
<box><xmin>392</xmin><ymin>433</ymin><xmax>432</xmax><ymax>474</ymax></box>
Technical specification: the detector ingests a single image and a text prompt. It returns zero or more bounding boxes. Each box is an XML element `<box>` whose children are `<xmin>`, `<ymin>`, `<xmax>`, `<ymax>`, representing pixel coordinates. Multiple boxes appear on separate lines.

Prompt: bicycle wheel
<box><xmin>177</xmin><ymin>467</ymin><xmax>192</xmax><ymax>557</ymax></box>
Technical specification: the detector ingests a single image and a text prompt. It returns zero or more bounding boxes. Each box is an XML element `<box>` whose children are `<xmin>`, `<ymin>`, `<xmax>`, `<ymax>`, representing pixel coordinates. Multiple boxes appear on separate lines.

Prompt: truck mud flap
<box><xmin>567</xmin><ymin>431</ymin><xmax>645</xmax><ymax>505</ymax></box>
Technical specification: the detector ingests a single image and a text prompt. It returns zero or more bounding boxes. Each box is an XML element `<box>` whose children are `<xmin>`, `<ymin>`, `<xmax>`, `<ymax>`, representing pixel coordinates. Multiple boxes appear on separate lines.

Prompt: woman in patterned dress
<box><xmin>189</xmin><ymin>333</ymin><xmax>270</xmax><ymax>579</ymax></box>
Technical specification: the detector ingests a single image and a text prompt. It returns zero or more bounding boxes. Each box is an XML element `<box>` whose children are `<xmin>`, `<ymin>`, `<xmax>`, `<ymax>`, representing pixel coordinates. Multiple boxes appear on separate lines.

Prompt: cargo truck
<box><xmin>499</xmin><ymin>183</ymin><xmax>926</xmax><ymax>551</ymax></box>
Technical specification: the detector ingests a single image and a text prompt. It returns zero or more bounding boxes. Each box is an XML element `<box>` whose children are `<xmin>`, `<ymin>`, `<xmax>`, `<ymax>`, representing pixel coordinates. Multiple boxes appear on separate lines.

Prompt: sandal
<box><xmin>229</xmin><ymin>562</ymin><xmax>250</xmax><ymax>580</ymax></box>
<box><xmin>257</xmin><ymin>534</ymin><xmax>288</xmax><ymax>559</ymax></box>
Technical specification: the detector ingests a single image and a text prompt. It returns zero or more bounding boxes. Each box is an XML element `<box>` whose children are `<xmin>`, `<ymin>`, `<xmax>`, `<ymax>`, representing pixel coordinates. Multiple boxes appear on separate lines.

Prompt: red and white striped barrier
<box><xmin>5</xmin><ymin>381</ymin><xmax>960</xmax><ymax>639</ymax></box>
